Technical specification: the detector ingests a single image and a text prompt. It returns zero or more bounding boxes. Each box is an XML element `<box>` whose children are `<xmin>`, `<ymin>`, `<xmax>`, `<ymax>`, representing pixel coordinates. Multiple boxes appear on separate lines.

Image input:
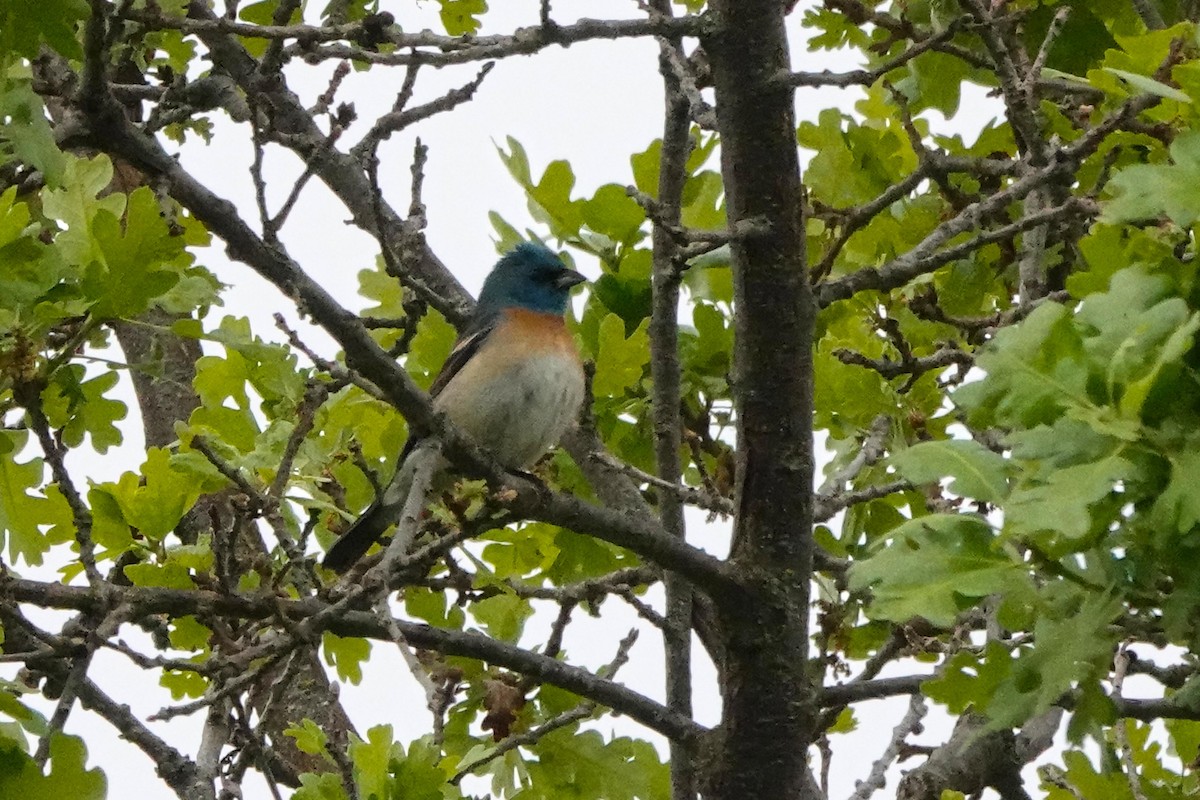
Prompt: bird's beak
<box><xmin>555</xmin><ymin>269</ymin><xmax>587</xmax><ymax>289</ymax></box>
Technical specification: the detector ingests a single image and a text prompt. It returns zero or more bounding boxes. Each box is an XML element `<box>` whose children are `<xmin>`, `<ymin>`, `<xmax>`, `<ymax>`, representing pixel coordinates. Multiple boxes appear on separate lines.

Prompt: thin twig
<box><xmin>1131</xmin><ymin>0</ymin><xmax>1167</xmax><ymax>30</ymax></box>
<box><xmin>817</xmin><ymin>415</ymin><xmax>890</xmax><ymax>497</ymax></box>
<box><xmin>17</xmin><ymin>382</ymin><xmax>101</xmax><ymax>584</ymax></box>
<box><xmin>1113</xmin><ymin>643</ymin><xmax>1150</xmax><ymax>800</ymax></box>
<box><xmin>1027</xmin><ymin>7</ymin><xmax>1071</xmax><ymax>89</ymax></box>
<box><xmin>449</xmin><ymin>629</ymin><xmax>639</xmax><ymax>784</ymax></box>
<box><xmin>784</xmin><ymin>20</ymin><xmax>964</xmax><ymax>88</ymax></box>
<box><xmin>351</xmin><ymin>63</ymin><xmax>494</xmax><ymax>159</ymax></box>
<box><xmin>376</xmin><ymin>596</ymin><xmax>450</xmax><ymax>741</ymax></box>
<box><xmin>849</xmin><ymin>693</ymin><xmax>928</xmax><ymax>800</ymax></box>
<box><xmin>589</xmin><ymin>450</ymin><xmax>733</xmax><ymax>515</ymax></box>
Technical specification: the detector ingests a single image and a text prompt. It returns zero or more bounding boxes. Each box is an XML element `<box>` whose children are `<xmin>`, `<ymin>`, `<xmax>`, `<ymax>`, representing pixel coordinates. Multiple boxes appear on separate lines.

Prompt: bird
<box><xmin>323</xmin><ymin>242</ymin><xmax>587</xmax><ymax>573</ymax></box>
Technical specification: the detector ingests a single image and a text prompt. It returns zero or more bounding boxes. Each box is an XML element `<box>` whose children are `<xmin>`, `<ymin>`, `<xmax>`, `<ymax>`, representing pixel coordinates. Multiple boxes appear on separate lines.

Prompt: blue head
<box><xmin>476</xmin><ymin>242</ymin><xmax>586</xmax><ymax>320</ymax></box>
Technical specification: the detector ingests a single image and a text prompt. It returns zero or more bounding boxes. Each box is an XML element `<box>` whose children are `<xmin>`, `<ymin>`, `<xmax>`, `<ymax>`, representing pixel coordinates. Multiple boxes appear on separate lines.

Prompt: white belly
<box><xmin>434</xmin><ymin>352</ymin><xmax>584</xmax><ymax>468</ymax></box>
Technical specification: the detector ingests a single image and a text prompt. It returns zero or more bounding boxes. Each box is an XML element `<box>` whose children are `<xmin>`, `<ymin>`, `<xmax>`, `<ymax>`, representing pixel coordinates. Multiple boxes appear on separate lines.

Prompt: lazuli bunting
<box><xmin>323</xmin><ymin>242</ymin><xmax>587</xmax><ymax>572</ymax></box>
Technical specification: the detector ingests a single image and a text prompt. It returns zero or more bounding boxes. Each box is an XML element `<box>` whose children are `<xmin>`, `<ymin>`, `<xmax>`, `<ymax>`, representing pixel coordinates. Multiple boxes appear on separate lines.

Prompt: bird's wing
<box><xmin>428</xmin><ymin>318</ymin><xmax>497</xmax><ymax>398</ymax></box>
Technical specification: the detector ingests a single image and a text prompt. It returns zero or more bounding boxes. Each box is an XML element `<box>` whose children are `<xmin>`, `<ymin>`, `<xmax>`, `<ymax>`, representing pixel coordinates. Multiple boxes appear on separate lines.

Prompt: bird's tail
<box><xmin>323</xmin><ymin>451</ymin><xmax>423</xmax><ymax>573</ymax></box>
<box><xmin>321</xmin><ymin>500</ymin><xmax>399</xmax><ymax>573</ymax></box>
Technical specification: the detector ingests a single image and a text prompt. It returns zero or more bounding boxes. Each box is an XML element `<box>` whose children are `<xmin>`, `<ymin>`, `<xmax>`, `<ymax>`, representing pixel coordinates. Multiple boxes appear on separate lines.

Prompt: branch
<box><xmin>1</xmin><ymin>607</ymin><xmax>211</xmax><ymax>800</ymax></box>
<box><xmin>3</xmin><ymin>576</ymin><xmax>706</xmax><ymax>743</ymax></box>
<box><xmin>449</xmin><ymin>628</ymin><xmax>639</xmax><ymax>784</ymax></box>
<box><xmin>1113</xmin><ymin>645</ymin><xmax>1150</xmax><ymax>800</ymax></box>
<box><xmin>705</xmin><ymin>1</ymin><xmax>816</xmax><ymax>795</ymax></box>
<box><xmin>15</xmin><ymin>381</ymin><xmax>100</xmax><ymax>583</ymax></box>
<box><xmin>176</xmin><ymin>0</ymin><xmax>473</xmax><ymax>323</ymax></box>
<box><xmin>351</xmin><ymin>62</ymin><xmax>495</xmax><ymax>158</ymax></box>
<box><xmin>290</xmin><ymin>16</ymin><xmax>708</xmax><ymax>67</ymax></box>
<box><xmin>849</xmin><ymin>694</ymin><xmax>928</xmax><ymax>800</ymax></box>
<box><xmin>647</xmin><ymin>15</ymin><xmax>697</xmax><ymax>788</ymax></box>
<box><xmin>895</xmin><ymin>707</ymin><xmax>1060</xmax><ymax>800</ymax></box>
<box><xmin>120</xmin><ymin>6</ymin><xmax>707</xmax><ymax>65</ymax></box>
<box><xmin>588</xmin><ymin>450</ymin><xmax>733</xmax><ymax>516</ymax></box>
<box><xmin>818</xmin><ymin>186</ymin><xmax>1093</xmax><ymax>307</ymax></box>
<box><xmin>814</xmin><ymin>480</ymin><xmax>911</xmax><ymax>523</ymax></box>
<box><xmin>832</xmin><ymin>344</ymin><xmax>973</xmax><ymax>384</ymax></box>
<box><xmin>821</xmin><ymin>675</ymin><xmax>926</xmax><ymax>706</ymax></box>
<box><xmin>783</xmin><ymin>20</ymin><xmax>963</xmax><ymax>89</ymax></box>
<box><xmin>1131</xmin><ymin>0</ymin><xmax>1167</xmax><ymax>30</ymax></box>
<box><xmin>959</xmin><ymin>0</ymin><xmax>1046</xmax><ymax>161</ymax></box>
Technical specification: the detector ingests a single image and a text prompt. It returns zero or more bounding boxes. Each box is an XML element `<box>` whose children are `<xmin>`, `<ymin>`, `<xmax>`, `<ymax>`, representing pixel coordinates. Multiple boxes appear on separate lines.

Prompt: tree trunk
<box><xmin>704</xmin><ymin>2</ymin><xmax>818</xmax><ymax>798</ymax></box>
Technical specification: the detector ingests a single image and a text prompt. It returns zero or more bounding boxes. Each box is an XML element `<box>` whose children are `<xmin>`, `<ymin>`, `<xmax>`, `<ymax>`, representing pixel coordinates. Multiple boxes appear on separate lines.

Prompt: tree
<box><xmin>3</xmin><ymin>0</ymin><xmax>1200</xmax><ymax>797</ymax></box>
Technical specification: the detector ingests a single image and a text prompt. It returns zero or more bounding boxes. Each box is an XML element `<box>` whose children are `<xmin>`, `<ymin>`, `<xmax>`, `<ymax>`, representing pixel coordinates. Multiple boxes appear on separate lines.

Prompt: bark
<box><xmin>897</xmin><ymin>709</ymin><xmax>1061</xmax><ymax>800</ymax></box>
<box><xmin>649</xmin><ymin>2</ymin><xmax>698</xmax><ymax>796</ymax></box>
<box><xmin>703</xmin><ymin>2</ymin><xmax>817</xmax><ymax>798</ymax></box>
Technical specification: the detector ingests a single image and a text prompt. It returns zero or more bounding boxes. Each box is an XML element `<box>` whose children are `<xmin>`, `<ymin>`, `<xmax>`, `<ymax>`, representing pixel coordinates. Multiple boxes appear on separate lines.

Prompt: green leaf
<box><xmin>522</xmin><ymin>728</ymin><xmax>668</xmax><ymax>800</ymax></box>
<box><xmin>1004</xmin><ymin>455</ymin><xmax>1133</xmax><ymax>541</ymax></box>
<box><xmin>406</xmin><ymin>309</ymin><xmax>457</xmax><ymax>391</ymax></box>
<box><xmin>124</xmin><ymin>561</ymin><xmax>195</xmax><ymax>590</ymax></box>
<box><xmin>388</xmin><ymin>737</ymin><xmax>459</xmax><ymax>800</ymax></box>
<box><xmin>0</xmin><ymin>431</ymin><xmax>71</xmax><ymax>567</ymax></box>
<box><xmin>0</xmin><ymin>78</ymin><xmax>67</xmax><ymax>186</ymax></box>
<box><xmin>589</xmin><ymin>249</ymin><xmax>652</xmax><ymax>331</ymax></box>
<box><xmin>1102</xmin><ymin>67</ymin><xmax>1192</xmax><ymax>103</ymax></box>
<box><xmin>902</xmin><ymin>50</ymin><xmax>969</xmax><ymax>116</ymax></box>
<box><xmin>1049</xmin><ymin>750</ymin><xmax>1133</xmax><ymax>799</ymax></box>
<box><xmin>680</xmin><ymin>171</ymin><xmax>725</xmax><ymax>231</ymax></box>
<box><xmin>0</xmin><ymin>733</ymin><xmax>105</xmax><ymax>800</ymax></box>
<box><xmin>0</xmin><ymin>0</ymin><xmax>88</xmax><ymax>59</ymax></box>
<box><xmin>528</xmin><ymin>160</ymin><xmax>584</xmax><ymax>239</ymax></box>
<box><xmin>1152</xmin><ymin>449</ymin><xmax>1200</xmax><ymax>533</ymax></box>
<box><xmin>1166</xmin><ymin>718</ymin><xmax>1200</xmax><ymax>766</ymax></box>
<box><xmin>849</xmin><ymin>514</ymin><xmax>1033</xmax><ymax>627</ymax></box>
<box><xmin>924</xmin><ymin>642</ymin><xmax>1013</xmax><ymax>714</ymax></box>
<box><xmin>40</xmin><ymin>155</ymin><xmax>125</xmax><ymax>267</ymax></box>
<box><xmin>238</xmin><ymin>0</ymin><xmax>302</xmax><ymax>55</ymax></box>
<box><xmin>87</xmin><ymin>486</ymin><xmax>133</xmax><ymax>552</ymax></box>
<box><xmin>957</xmin><ymin>301</ymin><xmax>1090</xmax><ymax>429</ymax></box>
<box><xmin>96</xmin><ymin>448</ymin><xmax>207</xmax><ymax>539</ymax></box>
<box><xmin>0</xmin><ymin>683</ymin><xmax>46</xmax><ymax>738</ymax></box>
<box><xmin>582</xmin><ymin>184</ymin><xmax>645</xmax><ymax>244</ymax></box>
<box><xmin>168</xmin><ymin>616</ymin><xmax>212</xmax><ymax>652</ymax></box>
<box><xmin>1021</xmin><ymin>2</ymin><xmax>1118</xmax><ymax>76</ymax></box>
<box><xmin>496</xmin><ymin>136</ymin><xmax>532</xmax><ymax>186</ymax></box>
<box><xmin>489</xmin><ymin>211</ymin><xmax>524</xmax><ymax>252</ymax></box>
<box><xmin>322</xmin><ymin>632</ymin><xmax>371</xmax><ymax>685</ymax></box>
<box><xmin>438</xmin><ymin>0</ymin><xmax>486</xmax><ymax>35</ymax></box>
<box><xmin>1118</xmin><ymin>307</ymin><xmax>1200</xmax><ymax>419</ymax></box>
<box><xmin>160</xmin><ymin>669</ymin><xmax>207</xmax><ymax>700</ymax></box>
<box><xmin>0</xmin><ymin>187</ymin><xmax>58</xmax><ymax>316</ymax></box>
<box><xmin>292</xmin><ymin>772</ymin><xmax>349</xmax><ymax>800</ymax></box>
<box><xmin>688</xmin><ymin>301</ymin><xmax>732</xmax><ymax>374</ymax></box>
<box><xmin>286</xmin><ymin>719</ymin><xmax>334</xmax><ymax>760</ymax></box>
<box><xmin>1104</xmin><ymin>131</ymin><xmax>1200</xmax><ymax>227</ymax></box>
<box><xmin>403</xmin><ymin>586</ymin><xmax>465</xmax><ymax>628</ymax></box>
<box><xmin>545</xmin><ymin>525</ymin><xmax>632</xmax><ymax>584</ymax></box>
<box><xmin>988</xmin><ymin>593</ymin><xmax>1121</xmax><ymax>729</ymax></box>
<box><xmin>891</xmin><ymin>439</ymin><xmax>1010</xmax><ymax>505</ymax></box>
<box><xmin>471</xmin><ymin>591</ymin><xmax>534</xmax><ymax>642</ymax></box>
<box><xmin>630</xmin><ymin>139</ymin><xmax>662</xmax><ymax>197</ymax></box>
<box><xmin>349</xmin><ymin>725</ymin><xmax>395</xmax><ymax>800</ymax></box>
<box><xmin>41</xmin><ymin>368</ymin><xmax>127</xmax><ymax>453</ymax></box>
<box><xmin>592</xmin><ymin>314</ymin><xmax>649</xmax><ymax>397</ymax></box>
<box><xmin>84</xmin><ymin>187</ymin><xmax>184</xmax><ymax>319</ymax></box>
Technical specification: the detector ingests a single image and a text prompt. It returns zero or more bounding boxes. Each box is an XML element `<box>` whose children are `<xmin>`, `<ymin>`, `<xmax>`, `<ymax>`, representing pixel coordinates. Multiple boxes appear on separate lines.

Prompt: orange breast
<box><xmin>501</xmin><ymin>307</ymin><xmax>579</xmax><ymax>355</ymax></box>
<box><xmin>448</xmin><ymin>307</ymin><xmax>580</xmax><ymax>387</ymax></box>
